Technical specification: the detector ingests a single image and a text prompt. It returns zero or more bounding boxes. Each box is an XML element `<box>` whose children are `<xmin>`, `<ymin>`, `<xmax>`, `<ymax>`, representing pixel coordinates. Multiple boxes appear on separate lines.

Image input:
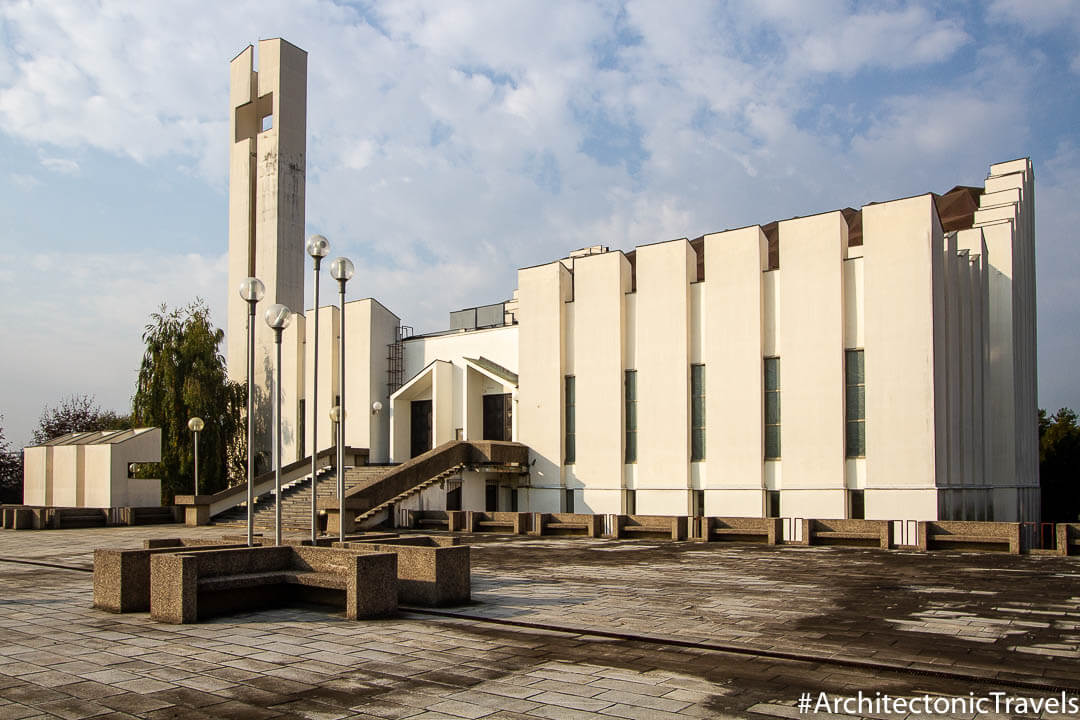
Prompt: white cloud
<box><xmin>9</xmin><ymin>172</ymin><xmax>40</xmax><ymax>189</ymax></box>
<box><xmin>39</xmin><ymin>156</ymin><xmax>78</xmax><ymax>174</ymax></box>
<box><xmin>0</xmin><ymin>0</ymin><xmax>1077</xmax><ymax>437</ymax></box>
<box><xmin>795</xmin><ymin>6</ymin><xmax>970</xmax><ymax>75</ymax></box>
<box><xmin>988</xmin><ymin>0</ymin><xmax>1080</xmax><ymax>34</ymax></box>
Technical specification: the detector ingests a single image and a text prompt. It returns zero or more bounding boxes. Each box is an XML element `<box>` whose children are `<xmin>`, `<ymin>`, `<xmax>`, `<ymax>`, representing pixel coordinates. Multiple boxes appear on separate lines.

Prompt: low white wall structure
<box><xmin>23</xmin><ymin>428</ymin><xmax>162</xmax><ymax>509</ymax></box>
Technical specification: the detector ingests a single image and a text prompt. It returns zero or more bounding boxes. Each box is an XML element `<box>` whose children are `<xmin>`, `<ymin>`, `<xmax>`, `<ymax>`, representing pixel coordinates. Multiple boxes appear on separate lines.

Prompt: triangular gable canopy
<box><xmin>463</xmin><ymin>356</ymin><xmax>518</xmax><ymax>387</ymax></box>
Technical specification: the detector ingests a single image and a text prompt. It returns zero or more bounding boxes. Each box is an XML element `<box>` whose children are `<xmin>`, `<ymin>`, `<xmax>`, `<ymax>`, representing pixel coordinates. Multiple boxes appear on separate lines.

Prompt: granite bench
<box><xmin>918</xmin><ymin>521</ymin><xmax>1021</xmax><ymax>554</ymax></box>
<box><xmin>465</xmin><ymin>511</ymin><xmax>529</xmax><ymax>534</ymax></box>
<box><xmin>804</xmin><ymin>519</ymin><xmax>891</xmax><ymax>550</ymax></box>
<box><xmin>529</xmin><ymin>513</ymin><xmax>602</xmax><ymax>538</ymax></box>
<box><xmin>149</xmin><ymin>545</ymin><xmax>397</xmax><ymax>623</ymax></box>
<box><xmin>698</xmin><ymin>517</ymin><xmax>781</xmax><ymax>545</ymax></box>
<box><xmin>94</xmin><ymin>539</ymin><xmax>248</xmax><ymax>613</ymax></box>
<box><xmin>613</xmin><ymin>515</ymin><xmax>688</xmax><ymax>541</ymax></box>
<box><xmin>337</xmin><ymin>536</ymin><xmax>470</xmax><ymax>606</ymax></box>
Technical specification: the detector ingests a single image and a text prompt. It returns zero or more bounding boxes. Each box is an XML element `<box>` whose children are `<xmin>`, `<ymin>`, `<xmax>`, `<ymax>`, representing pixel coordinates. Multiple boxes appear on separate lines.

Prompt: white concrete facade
<box><xmin>218</xmin><ymin>44</ymin><xmax>1037</xmax><ymax>522</ymax></box>
<box><xmin>22</xmin><ymin>429</ymin><xmax>162</xmax><ymax>508</ymax></box>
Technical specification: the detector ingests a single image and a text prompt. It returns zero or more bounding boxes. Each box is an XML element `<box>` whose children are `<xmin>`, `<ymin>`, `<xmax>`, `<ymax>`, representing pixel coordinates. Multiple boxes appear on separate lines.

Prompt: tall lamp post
<box><xmin>329</xmin><ymin>257</ymin><xmax>354</xmax><ymax>542</ymax></box>
<box><xmin>265</xmin><ymin>303</ymin><xmax>292</xmax><ymax>547</ymax></box>
<box><xmin>239</xmin><ymin>277</ymin><xmax>265</xmax><ymax>547</ymax></box>
<box><xmin>187</xmin><ymin>417</ymin><xmax>204</xmax><ymax>495</ymax></box>
<box><xmin>306</xmin><ymin>234</ymin><xmax>330</xmax><ymax>544</ymax></box>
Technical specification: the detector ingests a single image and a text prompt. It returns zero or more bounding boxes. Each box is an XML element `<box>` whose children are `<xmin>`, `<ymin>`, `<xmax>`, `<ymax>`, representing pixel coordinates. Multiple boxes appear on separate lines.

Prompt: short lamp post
<box><xmin>306</xmin><ymin>234</ymin><xmax>330</xmax><ymax>544</ymax></box>
<box><xmin>238</xmin><ymin>277</ymin><xmax>265</xmax><ymax>547</ymax></box>
<box><xmin>187</xmin><ymin>417</ymin><xmax>204</xmax><ymax>495</ymax></box>
<box><xmin>329</xmin><ymin>257</ymin><xmax>354</xmax><ymax>542</ymax></box>
<box><xmin>265</xmin><ymin>303</ymin><xmax>292</xmax><ymax>547</ymax></box>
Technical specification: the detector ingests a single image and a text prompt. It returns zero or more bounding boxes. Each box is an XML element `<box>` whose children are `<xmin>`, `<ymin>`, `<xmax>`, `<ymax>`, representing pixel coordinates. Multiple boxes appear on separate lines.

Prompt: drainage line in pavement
<box><xmin>0</xmin><ymin>557</ymin><xmax>92</xmax><ymax>572</ymax></box>
<box><xmin>3</xmin><ymin>556</ymin><xmax>1072</xmax><ymax>695</ymax></box>
<box><xmin>401</xmin><ymin>606</ymin><xmax>1080</xmax><ymax>696</ymax></box>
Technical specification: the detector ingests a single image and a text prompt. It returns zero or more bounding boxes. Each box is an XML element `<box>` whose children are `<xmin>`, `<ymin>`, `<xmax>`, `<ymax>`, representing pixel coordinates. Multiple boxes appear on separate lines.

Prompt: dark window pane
<box><xmin>846</xmin><ymin>420</ymin><xmax>865</xmax><ymax>457</ymax></box>
<box><xmin>845</xmin><ymin>385</ymin><xmax>865</xmax><ymax>421</ymax></box>
<box><xmin>625</xmin><ymin>431</ymin><xmax>637</xmax><ymax>463</ymax></box>
<box><xmin>765</xmin><ymin>357</ymin><xmax>779</xmax><ymax>390</ymax></box>
<box><xmin>765</xmin><ymin>425</ymin><xmax>781</xmax><ymax>459</ymax></box>
<box><xmin>566</xmin><ymin>435</ymin><xmax>575</xmax><ymax>463</ymax></box>
<box><xmin>692</xmin><ymin>395</ymin><xmax>706</xmax><ymax>425</ymax></box>
<box><xmin>850</xmin><ymin>490</ymin><xmax>865</xmax><ymax>519</ymax></box>
<box><xmin>765</xmin><ymin>391</ymin><xmax>780</xmax><ymax>425</ymax></box>
<box><xmin>692</xmin><ymin>428</ymin><xmax>705</xmax><ymax>461</ymax></box>
<box><xmin>845</xmin><ymin>350</ymin><xmax>864</xmax><ymax>384</ymax></box>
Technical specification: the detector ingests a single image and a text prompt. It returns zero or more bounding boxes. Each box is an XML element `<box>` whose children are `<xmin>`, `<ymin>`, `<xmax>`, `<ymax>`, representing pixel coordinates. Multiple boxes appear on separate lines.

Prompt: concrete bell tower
<box><xmin>226</xmin><ymin>39</ymin><xmax>307</xmax><ymax>466</ymax></box>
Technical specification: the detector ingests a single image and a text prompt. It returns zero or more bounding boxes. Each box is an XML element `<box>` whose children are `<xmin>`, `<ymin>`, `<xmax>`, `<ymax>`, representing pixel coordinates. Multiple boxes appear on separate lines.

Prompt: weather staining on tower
<box><xmin>226</xmin><ymin>39</ymin><xmax>307</xmax><ymax>468</ymax></box>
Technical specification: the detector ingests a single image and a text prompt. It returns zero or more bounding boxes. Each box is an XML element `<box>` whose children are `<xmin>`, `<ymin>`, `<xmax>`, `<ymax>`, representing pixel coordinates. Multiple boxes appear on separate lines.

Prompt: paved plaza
<box><xmin>1</xmin><ymin>527</ymin><xmax>1078</xmax><ymax>719</ymax></box>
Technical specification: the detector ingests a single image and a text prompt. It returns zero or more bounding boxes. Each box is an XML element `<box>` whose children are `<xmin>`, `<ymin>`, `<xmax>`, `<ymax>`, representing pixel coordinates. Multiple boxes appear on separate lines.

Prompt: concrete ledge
<box><xmin>148</xmin><ymin>545</ymin><xmax>398</xmax><ymax>623</ymax></box>
<box><xmin>613</xmin><ymin>515</ymin><xmax>688</xmax><ymax>541</ymax></box>
<box><xmin>465</xmin><ymin>511</ymin><xmax>529</xmax><ymax>534</ymax></box>
<box><xmin>529</xmin><ymin>513</ymin><xmax>602</xmax><ymax>538</ymax></box>
<box><xmin>338</xmin><ymin>537</ymin><xmax>470</xmax><ymax>606</ymax></box>
<box><xmin>699</xmin><ymin>517</ymin><xmax>781</xmax><ymax>545</ymax></box>
<box><xmin>918</xmin><ymin>521</ymin><xmax>1021</xmax><ymax>554</ymax></box>
<box><xmin>804</xmin><ymin>519</ymin><xmax>891</xmax><ymax>550</ymax></box>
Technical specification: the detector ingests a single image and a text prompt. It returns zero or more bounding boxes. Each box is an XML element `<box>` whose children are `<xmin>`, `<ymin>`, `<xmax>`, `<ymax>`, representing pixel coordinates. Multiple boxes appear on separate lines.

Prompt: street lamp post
<box><xmin>187</xmin><ymin>417</ymin><xmax>204</xmax><ymax>495</ymax></box>
<box><xmin>329</xmin><ymin>405</ymin><xmax>345</xmax><ymax>539</ymax></box>
<box><xmin>265</xmin><ymin>303</ymin><xmax>292</xmax><ymax>547</ymax></box>
<box><xmin>329</xmin><ymin>257</ymin><xmax>354</xmax><ymax>542</ymax></box>
<box><xmin>239</xmin><ymin>276</ymin><xmax>265</xmax><ymax>547</ymax></box>
<box><xmin>306</xmin><ymin>234</ymin><xmax>330</xmax><ymax>544</ymax></box>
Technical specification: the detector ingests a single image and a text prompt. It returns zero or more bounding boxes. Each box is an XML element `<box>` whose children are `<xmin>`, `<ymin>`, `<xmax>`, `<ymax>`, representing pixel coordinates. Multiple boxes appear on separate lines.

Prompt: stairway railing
<box><xmin>321</xmin><ymin>440</ymin><xmax>528</xmax><ymax>519</ymax></box>
<box><xmin>176</xmin><ymin>446</ymin><xmax>369</xmax><ymax>518</ymax></box>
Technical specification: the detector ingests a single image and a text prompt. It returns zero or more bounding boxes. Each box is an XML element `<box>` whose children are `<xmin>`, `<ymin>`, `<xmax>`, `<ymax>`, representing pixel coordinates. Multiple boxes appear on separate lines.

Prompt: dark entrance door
<box><xmin>410</xmin><ymin>399</ymin><xmax>432</xmax><ymax>458</ymax></box>
<box><xmin>482</xmin><ymin>393</ymin><xmax>513</xmax><ymax>441</ymax></box>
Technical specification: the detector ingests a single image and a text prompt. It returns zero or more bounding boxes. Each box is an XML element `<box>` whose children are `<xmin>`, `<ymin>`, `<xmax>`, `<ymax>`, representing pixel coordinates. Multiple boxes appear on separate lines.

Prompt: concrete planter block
<box><xmin>699</xmin><ymin>517</ymin><xmax>781</xmax><ymax>545</ymax></box>
<box><xmin>531</xmin><ymin>513</ymin><xmax>602</xmax><ymax>537</ymax></box>
<box><xmin>465</xmin><ymin>511</ymin><xmax>529</xmax><ymax>534</ymax></box>
<box><xmin>147</xmin><ymin>545</ymin><xmax>398</xmax><ymax>624</ymax></box>
<box><xmin>613</xmin><ymin>515</ymin><xmax>688</xmax><ymax>541</ymax></box>
<box><xmin>338</xmin><ymin>538</ymin><xmax>470</xmax><ymax>606</ymax></box>
<box><xmin>805</xmin><ymin>519</ymin><xmax>892</xmax><ymax>550</ymax></box>
<box><xmin>921</xmin><ymin>521</ymin><xmax>1021</xmax><ymax>554</ymax></box>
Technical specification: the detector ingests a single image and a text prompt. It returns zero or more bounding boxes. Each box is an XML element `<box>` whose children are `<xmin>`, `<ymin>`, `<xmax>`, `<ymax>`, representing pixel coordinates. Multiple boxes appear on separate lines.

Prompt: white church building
<box><xmin>229</xmin><ymin>39</ymin><xmax>1038</xmax><ymax>525</ymax></box>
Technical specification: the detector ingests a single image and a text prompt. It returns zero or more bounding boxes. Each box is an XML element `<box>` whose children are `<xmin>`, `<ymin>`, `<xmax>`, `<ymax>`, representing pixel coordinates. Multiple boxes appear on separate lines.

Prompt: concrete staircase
<box><xmin>353</xmin><ymin>464</ymin><xmax>465</xmax><ymax>526</ymax></box>
<box><xmin>212</xmin><ymin>466</ymin><xmax>392</xmax><ymax>531</ymax></box>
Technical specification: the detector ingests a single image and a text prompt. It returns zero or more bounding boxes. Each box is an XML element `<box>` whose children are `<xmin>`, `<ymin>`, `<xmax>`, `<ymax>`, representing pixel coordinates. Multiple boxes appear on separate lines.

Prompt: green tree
<box><xmin>132</xmin><ymin>300</ymin><xmax>245</xmax><ymax>503</ymax></box>
<box><xmin>1039</xmin><ymin>407</ymin><xmax>1080</xmax><ymax>523</ymax></box>
<box><xmin>0</xmin><ymin>415</ymin><xmax>22</xmax><ymax>504</ymax></box>
<box><xmin>30</xmin><ymin>394</ymin><xmax>131</xmax><ymax>445</ymax></box>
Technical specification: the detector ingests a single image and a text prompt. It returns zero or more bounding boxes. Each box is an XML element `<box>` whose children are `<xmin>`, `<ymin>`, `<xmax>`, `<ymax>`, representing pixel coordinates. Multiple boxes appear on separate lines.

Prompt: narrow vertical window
<box><xmin>564</xmin><ymin>375</ymin><xmax>576</xmax><ymax>464</ymax></box>
<box><xmin>764</xmin><ymin>357</ymin><xmax>781</xmax><ymax>459</ymax></box>
<box><xmin>624</xmin><ymin>370</ymin><xmax>637</xmax><ymax>463</ymax></box>
<box><xmin>691</xmin><ymin>364</ymin><xmax>706</xmax><ymax>461</ymax></box>
<box><xmin>849</xmin><ymin>489</ymin><xmax>865</xmax><ymax>520</ymax></box>
<box><xmin>298</xmin><ymin>399</ymin><xmax>306</xmax><ymax>460</ymax></box>
<box><xmin>564</xmin><ymin>488</ymin><xmax>575</xmax><ymax>513</ymax></box>
<box><xmin>766</xmin><ymin>490</ymin><xmax>781</xmax><ymax>518</ymax></box>
<box><xmin>845</xmin><ymin>349</ymin><xmax>865</xmax><ymax>457</ymax></box>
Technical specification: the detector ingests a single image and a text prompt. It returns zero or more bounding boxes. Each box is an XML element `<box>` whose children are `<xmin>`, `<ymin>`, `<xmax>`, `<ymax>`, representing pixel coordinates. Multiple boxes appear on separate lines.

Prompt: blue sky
<box><xmin>0</xmin><ymin>0</ymin><xmax>1078</xmax><ymax>447</ymax></box>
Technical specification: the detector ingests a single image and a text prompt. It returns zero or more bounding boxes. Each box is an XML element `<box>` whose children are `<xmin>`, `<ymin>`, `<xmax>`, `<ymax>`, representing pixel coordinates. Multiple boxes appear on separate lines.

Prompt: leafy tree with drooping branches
<box><xmin>133</xmin><ymin>299</ymin><xmax>245</xmax><ymax>504</ymax></box>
